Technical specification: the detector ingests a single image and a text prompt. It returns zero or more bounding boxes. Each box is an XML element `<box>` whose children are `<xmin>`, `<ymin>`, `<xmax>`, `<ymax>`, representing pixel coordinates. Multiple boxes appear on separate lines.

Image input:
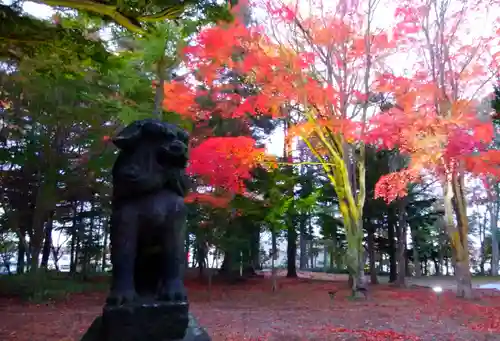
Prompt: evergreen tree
<box><xmin>492</xmin><ymin>80</ymin><xmax>500</xmax><ymax>119</ymax></box>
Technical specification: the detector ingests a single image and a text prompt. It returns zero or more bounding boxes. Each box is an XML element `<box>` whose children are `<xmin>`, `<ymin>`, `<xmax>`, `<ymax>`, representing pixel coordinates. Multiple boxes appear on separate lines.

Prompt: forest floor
<box><xmin>2</xmin><ymin>274</ymin><xmax>500</xmax><ymax>341</ymax></box>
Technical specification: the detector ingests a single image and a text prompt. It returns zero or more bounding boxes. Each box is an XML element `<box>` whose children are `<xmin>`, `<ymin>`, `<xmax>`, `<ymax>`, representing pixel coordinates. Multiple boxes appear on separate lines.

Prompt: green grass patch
<box><xmin>0</xmin><ymin>271</ymin><xmax>110</xmax><ymax>302</ymax></box>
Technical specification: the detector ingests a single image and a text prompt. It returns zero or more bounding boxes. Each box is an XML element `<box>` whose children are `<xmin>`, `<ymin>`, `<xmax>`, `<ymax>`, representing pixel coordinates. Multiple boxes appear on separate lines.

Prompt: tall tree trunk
<box><xmin>70</xmin><ymin>203</ymin><xmax>77</xmax><ymax>274</ymax></box>
<box><xmin>299</xmin><ymin>218</ymin><xmax>308</xmax><ymax>270</ymax></box>
<box><xmin>437</xmin><ymin>218</ymin><xmax>445</xmax><ymax>276</ymax></box>
<box><xmin>435</xmin><ymin>258</ymin><xmax>441</xmax><ymax>276</ymax></box>
<box><xmin>329</xmin><ymin>245</ymin><xmax>334</xmax><ymax>270</ymax></box>
<box><xmin>309</xmin><ymin>240</ymin><xmax>314</xmax><ymax>269</ymax></box>
<box><xmin>283</xmin><ymin>116</ymin><xmax>297</xmax><ymax>279</ymax></box>
<box><xmin>15</xmin><ymin>214</ymin><xmax>27</xmax><ymax>274</ymax></box>
<box><xmin>367</xmin><ymin>224</ymin><xmax>378</xmax><ymax>284</ymax></box>
<box><xmin>250</xmin><ymin>225</ymin><xmax>261</xmax><ymax>271</ymax></box>
<box><xmin>411</xmin><ymin>226</ymin><xmax>421</xmax><ymax>277</ymax></box>
<box><xmin>387</xmin><ymin>211</ymin><xmax>397</xmax><ymax>282</ymax></box>
<box><xmin>51</xmin><ymin>246</ymin><xmax>60</xmax><ymax>271</ymax></box>
<box><xmin>196</xmin><ymin>236</ymin><xmax>207</xmax><ymax>278</ymax></box>
<box><xmin>271</xmin><ymin>228</ymin><xmax>277</xmax><ymax>292</ymax></box>
<box><xmin>344</xmin><ymin>212</ymin><xmax>365</xmax><ymax>292</ymax></box>
<box><xmin>451</xmin><ymin>255</ymin><xmax>457</xmax><ymax>275</ymax></box>
<box><xmin>82</xmin><ymin>201</ymin><xmax>95</xmax><ymax>278</ymax></box>
<box><xmin>220</xmin><ymin>252</ymin><xmax>233</xmax><ymax>274</ymax></box>
<box><xmin>185</xmin><ymin>230</ymin><xmax>190</xmax><ymax>269</ymax></box>
<box><xmin>286</xmin><ymin>225</ymin><xmax>298</xmax><ymax>278</ymax></box>
<box><xmin>395</xmin><ymin>199</ymin><xmax>408</xmax><ymax>287</ymax></box>
<box><xmin>444</xmin><ymin>175</ymin><xmax>472</xmax><ymax>299</ymax></box>
<box><xmin>30</xmin><ymin>185</ymin><xmax>51</xmax><ymax>273</ymax></box>
<box><xmin>477</xmin><ymin>210</ymin><xmax>487</xmax><ymax>276</ymax></box>
<box><xmin>75</xmin><ymin>226</ymin><xmax>81</xmax><ymax>274</ymax></box>
<box><xmin>17</xmin><ymin>238</ymin><xmax>26</xmax><ymax>274</ymax></box>
<box><xmin>433</xmin><ymin>258</ymin><xmax>439</xmax><ymax>275</ymax></box>
<box><xmin>101</xmin><ymin>219</ymin><xmax>109</xmax><ymax>272</ymax></box>
<box><xmin>405</xmin><ymin>250</ymin><xmax>410</xmax><ymax>277</ymax></box>
<box><xmin>323</xmin><ymin>242</ymin><xmax>328</xmax><ymax>272</ymax></box>
<box><xmin>40</xmin><ymin>211</ymin><xmax>55</xmax><ymax>269</ymax></box>
<box><xmin>479</xmin><ymin>258</ymin><xmax>485</xmax><ymax>276</ymax></box>
<box><xmin>30</xmin><ymin>126</ymin><xmax>62</xmax><ymax>273</ymax></box>
<box><xmin>154</xmin><ymin>51</ymin><xmax>168</xmax><ymax>118</ymax></box>
<box><xmin>490</xmin><ymin>199</ymin><xmax>499</xmax><ymax>276</ymax></box>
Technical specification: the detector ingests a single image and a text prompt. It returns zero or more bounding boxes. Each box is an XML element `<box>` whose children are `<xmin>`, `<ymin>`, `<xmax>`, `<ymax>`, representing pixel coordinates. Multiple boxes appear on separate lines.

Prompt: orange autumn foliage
<box><xmin>187</xmin><ymin>136</ymin><xmax>269</xmax><ymax>194</ymax></box>
<box><xmin>162</xmin><ymin>0</ymin><xmax>499</xmax><ymax>207</ymax></box>
<box><xmin>184</xmin><ymin>192</ymin><xmax>232</xmax><ymax>208</ymax></box>
<box><xmin>365</xmin><ymin>0</ymin><xmax>500</xmax><ymax>203</ymax></box>
<box><xmin>163</xmin><ymin>0</ymin><xmax>396</xmax><ymax>189</ymax></box>
<box><xmin>366</xmin><ymin>72</ymin><xmax>497</xmax><ymax>202</ymax></box>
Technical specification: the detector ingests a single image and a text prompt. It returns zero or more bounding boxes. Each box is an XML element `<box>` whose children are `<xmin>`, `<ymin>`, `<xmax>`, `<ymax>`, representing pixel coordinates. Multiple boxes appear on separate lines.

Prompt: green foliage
<box><xmin>0</xmin><ymin>272</ymin><xmax>109</xmax><ymax>302</ymax></box>
<box><xmin>2</xmin><ymin>0</ymin><xmax>235</xmax><ymax>37</ymax></box>
<box><xmin>0</xmin><ymin>4</ymin><xmax>109</xmax><ymax>63</ymax></box>
<box><xmin>492</xmin><ymin>81</ymin><xmax>500</xmax><ymax>116</ymax></box>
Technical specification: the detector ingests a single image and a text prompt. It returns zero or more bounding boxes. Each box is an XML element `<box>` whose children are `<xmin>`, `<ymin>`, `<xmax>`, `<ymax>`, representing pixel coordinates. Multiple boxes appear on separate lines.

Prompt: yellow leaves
<box><xmin>260</xmin><ymin>154</ymin><xmax>280</xmax><ymax>170</ymax></box>
<box><xmin>409</xmin><ymin>147</ymin><xmax>443</xmax><ymax>169</ymax></box>
<box><xmin>260</xmin><ymin>43</ymin><xmax>280</xmax><ymax>58</ymax></box>
<box><xmin>0</xmin><ymin>100</ymin><xmax>11</xmax><ymax>109</ymax></box>
<box><xmin>287</xmin><ymin>121</ymin><xmax>316</xmax><ymax>140</ymax></box>
<box><xmin>269</xmin><ymin>104</ymin><xmax>280</xmax><ymax>116</ymax></box>
<box><xmin>304</xmin><ymin>17</ymin><xmax>355</xmax><ymax>48</ymax></box>
<box><xmin>450</xmin><ymin>99</ymin><xmax>472</xmax><ymax>117</ymax></box>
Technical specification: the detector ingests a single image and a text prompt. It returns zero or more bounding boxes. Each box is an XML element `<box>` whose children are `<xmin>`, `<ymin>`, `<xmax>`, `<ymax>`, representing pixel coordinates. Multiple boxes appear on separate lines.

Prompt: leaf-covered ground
<box><xmin>1</xmin><ymin>277</ymin><xmax>500</xmax><ymax>341</ymax></box>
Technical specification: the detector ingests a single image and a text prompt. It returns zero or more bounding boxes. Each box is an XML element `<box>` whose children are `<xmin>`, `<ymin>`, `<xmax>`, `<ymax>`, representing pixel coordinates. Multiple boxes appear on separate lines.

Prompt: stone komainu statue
<box><xmin>81</xmin><ymin>119</ymin><xmax>211</xmax><ymax>341</ymax></box>
<box><xmin>107</xmin><ymin>118</ymin><xmax>190</xmax><ymax>305</ymax></box>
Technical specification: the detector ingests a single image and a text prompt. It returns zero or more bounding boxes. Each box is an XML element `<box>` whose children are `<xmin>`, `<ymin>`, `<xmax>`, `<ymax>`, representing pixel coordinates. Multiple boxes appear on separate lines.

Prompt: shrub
<box><xmin>0</xmin><ymin>271</ymin><xmax>109</xmax><ymax>302</ymax></box>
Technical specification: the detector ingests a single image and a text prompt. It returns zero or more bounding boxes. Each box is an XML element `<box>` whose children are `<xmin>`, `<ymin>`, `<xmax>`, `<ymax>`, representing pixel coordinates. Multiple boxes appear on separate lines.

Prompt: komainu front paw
<box><xmin>157</xmin><ymin>279</ymin><xmax>187</xmax><ymax>302</ymax></box>
<box><xmin>106</xmin><ymin>289</ymin><xmax>138</xmax><ymax>306</ymax></box>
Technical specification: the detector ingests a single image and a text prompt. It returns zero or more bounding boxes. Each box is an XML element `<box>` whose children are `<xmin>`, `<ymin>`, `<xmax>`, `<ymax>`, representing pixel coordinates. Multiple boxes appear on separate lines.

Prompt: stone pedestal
<box><xmin>81</xmin><ymin>301</ymin><xmax>210</xmax><ymax>341</ymax></box>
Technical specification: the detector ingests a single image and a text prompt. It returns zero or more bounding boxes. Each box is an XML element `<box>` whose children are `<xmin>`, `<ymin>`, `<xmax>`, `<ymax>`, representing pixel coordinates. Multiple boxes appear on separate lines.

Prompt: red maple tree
<box><xmin>365</xmin><ymin>0</ymin><xmax>500</xmax><ymax>298</ymax></box>
<box><xmin>161</xmin><ymin>1</ymin><xmax>282</xmax><ymax>205</ymax></box>
<box><xmin>163</xmin><ymin>0</ymin><xmax>399</xmax><ymax>291</ymax></box>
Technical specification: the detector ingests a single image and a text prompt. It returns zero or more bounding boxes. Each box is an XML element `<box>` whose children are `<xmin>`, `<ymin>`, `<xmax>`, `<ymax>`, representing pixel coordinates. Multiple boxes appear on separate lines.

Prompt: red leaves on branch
<box><xmin>366</xmin><ymin>65</ymin><xmax>497</xmax><ymax>202</ymax></box>
<box><xmin>162</xmin><ymin>82</ymin><xmax>199</xmax><ymax>118</ymax></box>
<box><xmin>368</xmin><ymin>100</ymin><xmax>497</xmax><ymax>202</ymax></box>
<box><xmin>187</xmin><ymin>136</ymin><xmax>266</xmax><ymax>194</ymax></box>
<box><xmin>159</xmin><ymin>0</ymin><xmax>500</xmax><ymax>204</ymax></box>
<box><xmin>374</xmin><ymin>169</ymin><xmax>420</xmax><ymax>203</ymax></box>
<box><xmin>159</xmin><ymin>10</ymin><xmax>332</xmax><ymax>198</ymax></box>
<box><xmin>464</xmin><ymin>150</ymin><xmax>500</xmax><ymax>178</ymax></box>
<box><xmin>163</xmin><ymin>16</ymin><xmax>341</xmax><ymax>122</ymax></box>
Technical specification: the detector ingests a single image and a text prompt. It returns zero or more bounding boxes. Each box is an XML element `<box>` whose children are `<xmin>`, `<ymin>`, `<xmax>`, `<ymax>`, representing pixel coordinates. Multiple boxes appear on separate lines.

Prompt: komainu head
<box><xmin>111</xmin><ymin>119</ymin><xmax>190</xmax><ymax>199</ymax></box>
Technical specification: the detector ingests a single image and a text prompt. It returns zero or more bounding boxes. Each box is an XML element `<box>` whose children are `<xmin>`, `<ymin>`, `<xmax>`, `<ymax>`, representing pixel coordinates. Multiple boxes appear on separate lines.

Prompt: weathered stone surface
<box><xmin>80</xmin><ymin>305</ymin><xmax>211</xmax><ymax>341</ymax></box>
<box><xmin>107</xmin><ymin>119</ymin><xmax>190</xmax><ymax>306</ymax></box>
<box><xmin>101</xmin><ymin>301</ymin><xmax>189</xmax><ymax>341</ymax></box>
